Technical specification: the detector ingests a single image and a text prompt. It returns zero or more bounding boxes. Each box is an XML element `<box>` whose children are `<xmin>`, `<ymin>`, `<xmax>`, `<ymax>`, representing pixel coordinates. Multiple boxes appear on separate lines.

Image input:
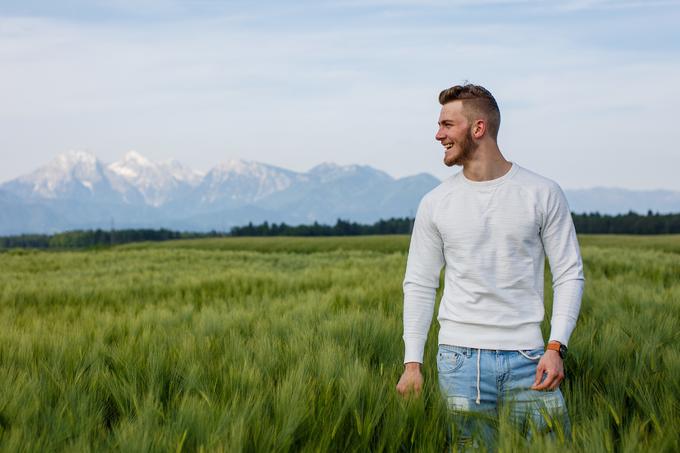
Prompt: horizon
<box><xmin>1</xmin><ymin>1</ymin><xmax>680</xmax><ymax>190</ymax></box>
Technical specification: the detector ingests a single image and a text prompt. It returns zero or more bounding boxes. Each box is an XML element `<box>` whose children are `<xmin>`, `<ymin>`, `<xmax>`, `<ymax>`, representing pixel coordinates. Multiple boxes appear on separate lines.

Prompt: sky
<box><xmin>1</xmin><ymin>0</ymin><xmax>680</xmax><ymax>190</ymax></box>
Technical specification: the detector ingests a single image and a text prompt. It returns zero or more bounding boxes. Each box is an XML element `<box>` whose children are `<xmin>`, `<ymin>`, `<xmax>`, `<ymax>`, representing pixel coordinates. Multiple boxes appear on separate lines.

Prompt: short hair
<box><xmin>438</xmin><ymin>84</ymin><xmax>501</xmax><ymax>140</ymax></box>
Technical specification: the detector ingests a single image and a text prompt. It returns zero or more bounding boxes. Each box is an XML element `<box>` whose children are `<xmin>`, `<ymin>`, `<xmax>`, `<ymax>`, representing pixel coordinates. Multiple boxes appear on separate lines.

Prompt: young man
<box><xmin>395</xmin><ymin>84</ymin><xmax>584</xmax><ymax>444</ymax></box>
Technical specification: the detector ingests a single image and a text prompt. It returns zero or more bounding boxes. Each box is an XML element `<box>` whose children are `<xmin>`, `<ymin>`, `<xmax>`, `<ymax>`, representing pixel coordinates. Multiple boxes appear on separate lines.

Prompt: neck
<box><xmin>462</xmin><ymin>142</ymin><xmax>511</xmax><ymax>182</ymax></box>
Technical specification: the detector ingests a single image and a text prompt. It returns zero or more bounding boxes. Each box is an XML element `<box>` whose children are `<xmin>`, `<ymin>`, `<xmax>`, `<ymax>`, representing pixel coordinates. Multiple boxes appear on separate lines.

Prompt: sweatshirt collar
<box><xmin>460</xmin><ymin>162</ymin><xmax>518</xmax><ymax>189</ymax></box>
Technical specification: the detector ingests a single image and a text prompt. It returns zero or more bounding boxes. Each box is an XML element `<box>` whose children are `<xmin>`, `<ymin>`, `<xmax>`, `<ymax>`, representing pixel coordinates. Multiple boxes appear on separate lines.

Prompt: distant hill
<box><xmin>564</xmin><ymin>187</ymin><xmax>680</xmax><ymax>215</ymax></box>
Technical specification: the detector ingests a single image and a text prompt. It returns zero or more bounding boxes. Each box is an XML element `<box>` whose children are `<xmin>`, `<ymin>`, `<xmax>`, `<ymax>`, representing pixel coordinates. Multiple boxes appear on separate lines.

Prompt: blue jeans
<box><xmin>437</xmin><ymin>345</ymin><xmax>571</xmax><ymax>448</ymax></box>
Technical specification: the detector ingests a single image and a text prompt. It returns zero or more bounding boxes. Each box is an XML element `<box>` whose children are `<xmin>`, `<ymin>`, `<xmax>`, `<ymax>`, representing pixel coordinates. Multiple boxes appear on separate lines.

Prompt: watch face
<box><xmin>559</xmin><ymin>344</ymin><xmax>568</xmax><ymax>358</ymax></box>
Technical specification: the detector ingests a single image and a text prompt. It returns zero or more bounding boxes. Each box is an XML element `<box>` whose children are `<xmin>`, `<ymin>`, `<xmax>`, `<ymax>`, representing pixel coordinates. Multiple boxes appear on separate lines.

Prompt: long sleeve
<box><xmin>540</xmin><ymin>183</ymin><xmax>585</xmax><ymax>346</ymax></box>
<box><xmin>403</xmin><ymin>195</ymin><xmax>445</xmax><ymax>363</ymax></box>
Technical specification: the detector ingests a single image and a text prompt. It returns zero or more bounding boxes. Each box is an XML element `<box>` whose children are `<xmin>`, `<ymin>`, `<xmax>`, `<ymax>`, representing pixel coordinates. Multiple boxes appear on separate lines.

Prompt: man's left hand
<box><xmin>531</xmin><ymin>350</ymin><xmax>564</xmax><ymax>391</ymax></box>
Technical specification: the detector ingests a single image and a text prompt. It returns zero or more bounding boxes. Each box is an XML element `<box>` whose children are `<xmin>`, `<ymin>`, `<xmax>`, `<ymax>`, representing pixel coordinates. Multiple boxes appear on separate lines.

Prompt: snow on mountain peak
<box><xmin>309</xmin><ymin>162</ymin><xmax>339</xmax><ymax>172</ymax></box>
<box><xmin>214</xmin><ymin>158</ymin><xmax>259</xmax><ymax>175</ymax></box>
<box><xmin>13</xmin><ymin>150</ymin><xmax>104</xmax><ymax>198</ymax></box>
<box><xmin>163</xmin><ymin>159</ymin><xmax>204</xmax><ymax>185</ymax></box>
<box><xmin>309</xmin><ymin>162</ymin><xmax>360</xmax><ymax>174</ymax></box>
<box><xmin>108</xmin><ymin>151</ymin><xmax>194</xmax><ymax>206</ymax></box>
<box><xmin>50</xmin><ymin>149</ymin><xmax>103</xmax><ymax>183</ymax></box>
<box><xmin>202</xmin><ymin>159</ymin><xmax>298</xmax><ymax>203</ymax></box>
<box><xmin>122</xmin><ymin>150</ymin><xmax>152</xmax><ymax>166</ymax></box>
<box><xmin>55</xmin><ymin>150</ymin><xmax>98</xmax><ymax>170</ymax></box>
<box><xmin>307</xmin><ymin>161</ymin><xmax>393</xmax><ymax>184</ymax></box>
<box><xmin>210</xmin><ymin>159</ymin><xmax>298</xmax><ymax>183</ymax></box>
<box><xmin>109</xmin><ymin>150</ymin><xmax>154</xmax><ymax>179</ymax></box>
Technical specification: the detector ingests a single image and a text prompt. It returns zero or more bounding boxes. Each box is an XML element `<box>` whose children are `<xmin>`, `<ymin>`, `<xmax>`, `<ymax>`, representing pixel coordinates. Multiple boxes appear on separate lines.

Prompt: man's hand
<box><xmin>531</xmin><ymin>350</ymin><xmax>565</xmax><ymax>390</ymax></box>
<box><xmin>396</xmin><ymin>362</ymin><xmax>423</xmax><ymax>398</ymax></box>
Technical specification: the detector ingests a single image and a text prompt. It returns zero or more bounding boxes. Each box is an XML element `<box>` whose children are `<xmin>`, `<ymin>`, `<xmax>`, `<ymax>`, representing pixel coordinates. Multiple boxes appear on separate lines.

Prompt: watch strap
<box><xmin>546</xmin><ymin>341</ymin><xmax>561</xmax><ymax>353</ymax></box>
<box><xmin>546</xmin><ymin>341</ymin><xmax>566</xmax><ymax>358</ymax></box>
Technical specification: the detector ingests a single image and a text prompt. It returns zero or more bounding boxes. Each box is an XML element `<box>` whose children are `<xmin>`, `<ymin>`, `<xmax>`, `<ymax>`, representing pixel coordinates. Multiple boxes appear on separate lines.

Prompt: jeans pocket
<box><xmin>438</xmin><ymin>345</ymin><xmax>466</xmax><ymax>374</ymax></box>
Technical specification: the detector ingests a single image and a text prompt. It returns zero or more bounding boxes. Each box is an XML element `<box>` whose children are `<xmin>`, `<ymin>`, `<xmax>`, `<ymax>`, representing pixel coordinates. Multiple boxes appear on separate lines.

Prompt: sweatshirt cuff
<box><xmin>403</xmin><ymin>336</ymin><xmax>427</xmax><ymax>364</ymax></box>
<box><xmin>548</xmin><ymin>279</ymin><xmax>584</xmax><ymax>346</ymax></box>
<box><xmin>548</xmin><ymin>316</ymin><xmax>574</xmax><ymax>346</ymax></box>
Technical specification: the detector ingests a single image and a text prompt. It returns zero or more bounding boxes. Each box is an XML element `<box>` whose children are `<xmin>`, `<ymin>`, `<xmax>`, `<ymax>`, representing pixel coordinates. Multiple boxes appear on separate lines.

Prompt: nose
<box><xmin>435</xmin><ymin>128</ymin><xmax>445</xmax><ymax>142</ymax></box>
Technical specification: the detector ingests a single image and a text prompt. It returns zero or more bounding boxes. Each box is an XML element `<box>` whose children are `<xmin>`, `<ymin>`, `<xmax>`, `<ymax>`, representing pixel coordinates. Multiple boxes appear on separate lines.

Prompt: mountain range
<box><xmin>1</xmin><ymin>150</ymin><xmax>679</xmax><ymax>235</ymax></box>
<box><xmin>0</xmin><ymin>151</ymin><xmax>438</xmax><ymax>235</ymax></box>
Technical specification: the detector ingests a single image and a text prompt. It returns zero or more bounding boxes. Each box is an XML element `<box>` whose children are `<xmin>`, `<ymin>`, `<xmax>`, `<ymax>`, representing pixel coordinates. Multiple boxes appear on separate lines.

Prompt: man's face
<box><xmin>435</xmin><ymin>101</ymin><xmax>478</xmax><ymax>167</ymax></box>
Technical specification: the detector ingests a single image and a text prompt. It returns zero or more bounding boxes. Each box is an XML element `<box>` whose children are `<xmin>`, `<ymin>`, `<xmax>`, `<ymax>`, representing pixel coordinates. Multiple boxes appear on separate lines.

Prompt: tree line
<box><xmin>1</xmin><ymin>211</ymin><xmax>679</xmax><ymax>250</ymax></box>
<box><xmin>231</xmin><ymin>211</ymin><xmax>680</xmax><ymax>236</ymax></box>
<box><xmin>229</xmin><ymin>218</ymin><xmax>414</xmax><ymax>237</ymax></box>
<box><xmin>572</xmin><ymin>211</ymin><xmax>680</xmax><ymax>234</ymax></box>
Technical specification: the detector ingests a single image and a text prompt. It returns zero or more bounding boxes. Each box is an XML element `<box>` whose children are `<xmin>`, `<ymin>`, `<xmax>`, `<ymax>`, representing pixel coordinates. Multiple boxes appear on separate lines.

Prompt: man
<box><xmin>395</xmin><ymin>84</ymin><xmax>584</xmax><ymax>445</ymax></box>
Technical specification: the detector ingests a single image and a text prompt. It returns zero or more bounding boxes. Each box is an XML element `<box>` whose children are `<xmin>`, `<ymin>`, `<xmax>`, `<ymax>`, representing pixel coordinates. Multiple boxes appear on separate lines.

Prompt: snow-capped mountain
<box><xmin>0</xmin><ymin>150</ymin><xmax>441</xmax><ymax>234</ymax></box>
<box><xmin>3</xmin><ymin>150</ymin><xmax>131</xmax><ymax>204</ymax></box>
<box><xmin>197</xmin><ymin>159</ymin><xmax>303</xmax><ymax>206</ymax></box>
<box><xmin>164</xmin><ymin>159</ymin><xmax>204</xmax><ymax>186</ymax></box>
<box><xmin>108</xmin><ymin>150</ymin><xmax>203</xmax><ymax>207</ymax></box>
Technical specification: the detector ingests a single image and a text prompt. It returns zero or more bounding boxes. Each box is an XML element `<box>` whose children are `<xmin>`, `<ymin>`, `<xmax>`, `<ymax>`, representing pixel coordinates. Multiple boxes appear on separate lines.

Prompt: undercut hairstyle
<box><xmin>438</xmin><ymin>84</ymin><xmax>501</xmax><ymax>140</ymax></box>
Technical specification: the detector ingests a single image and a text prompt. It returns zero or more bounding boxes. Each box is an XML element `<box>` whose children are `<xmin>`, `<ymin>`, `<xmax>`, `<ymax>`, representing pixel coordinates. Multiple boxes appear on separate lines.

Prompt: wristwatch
<box><xmin>546</xmin><ymin>341</ymin><xmax>568</xmax><ymax>359</ymax></box>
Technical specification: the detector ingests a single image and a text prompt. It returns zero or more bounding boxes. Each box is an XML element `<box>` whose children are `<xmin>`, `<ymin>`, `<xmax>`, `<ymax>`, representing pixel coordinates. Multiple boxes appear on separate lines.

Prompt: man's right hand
<box><xmin>396</xmin><ymin>362</ymin><xmax>423</xmax><ymax>398</ymax></box>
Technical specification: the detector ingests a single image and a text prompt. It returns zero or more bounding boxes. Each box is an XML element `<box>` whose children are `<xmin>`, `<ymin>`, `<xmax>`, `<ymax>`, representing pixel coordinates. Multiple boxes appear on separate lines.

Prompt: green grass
<box><xmin>0</xmin><ymin>235</ymin><xmax>678</xmax><ymax>451</ymax></box>
<box><xmin>579</xmin><ymin>234</ymin><xmax>680</xmax><ymax>255</ymax></box>
<box><xmin>119</xmin><ymin>234</ymin><xmax>412</xmax><ymax>254</ymax></box>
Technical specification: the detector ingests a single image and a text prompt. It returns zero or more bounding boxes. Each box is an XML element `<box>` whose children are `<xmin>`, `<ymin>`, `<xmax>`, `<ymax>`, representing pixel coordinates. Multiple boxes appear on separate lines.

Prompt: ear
<box><xmin>472</xmin><ymin>119</ymin><xmax>486</xmax><ymax>139</ymax></box>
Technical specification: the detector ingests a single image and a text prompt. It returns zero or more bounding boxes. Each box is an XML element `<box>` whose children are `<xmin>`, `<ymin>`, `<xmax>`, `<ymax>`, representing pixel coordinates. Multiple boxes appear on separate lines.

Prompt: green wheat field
<box><xmin>1</xmin><ymin>235</ymin><xmax>678</xmax><ymax>452</ymax></box>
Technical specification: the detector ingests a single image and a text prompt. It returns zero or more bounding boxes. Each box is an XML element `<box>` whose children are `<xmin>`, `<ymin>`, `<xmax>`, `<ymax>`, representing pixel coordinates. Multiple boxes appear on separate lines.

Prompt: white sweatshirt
<box><xmin>403</xmin><ymin>163</ymin><xmax>584</xmax><ymax>364</ymax></box>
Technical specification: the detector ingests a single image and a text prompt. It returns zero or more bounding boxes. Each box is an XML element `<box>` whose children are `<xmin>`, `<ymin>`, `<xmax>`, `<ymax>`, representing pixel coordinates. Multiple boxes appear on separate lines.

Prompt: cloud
<box><xmin>0</xmin><ymin>4</ymin><xmax>679</xmax><ymax>190</ymax></box>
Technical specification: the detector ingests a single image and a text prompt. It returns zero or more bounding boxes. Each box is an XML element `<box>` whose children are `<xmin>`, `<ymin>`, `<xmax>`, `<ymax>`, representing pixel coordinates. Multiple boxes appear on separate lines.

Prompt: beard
<box><xmin>444</xmin><ymin>126</ymin><xmax>478</xmax><ymax>167</ymax></box>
